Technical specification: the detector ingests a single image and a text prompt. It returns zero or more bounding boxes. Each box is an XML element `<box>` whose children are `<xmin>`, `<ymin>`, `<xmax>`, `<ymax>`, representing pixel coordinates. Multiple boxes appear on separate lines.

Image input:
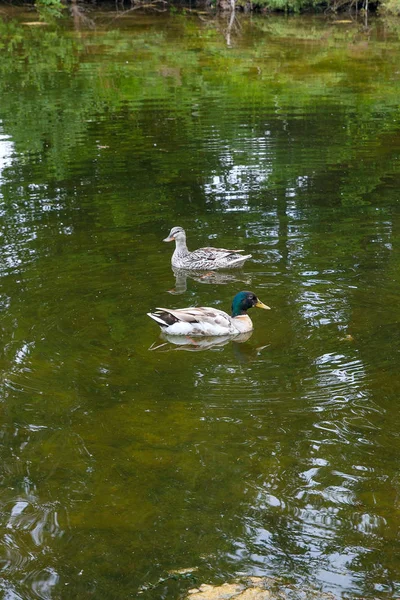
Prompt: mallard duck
<box><xmin>147</xmin><ymin>291</ymin><xmax>270</xmax><ymax>336</ymax></box>
<box><xmin>163</xmin><ymin>226</ymin><xmax>252</xmax><ymax>270</ymax></box>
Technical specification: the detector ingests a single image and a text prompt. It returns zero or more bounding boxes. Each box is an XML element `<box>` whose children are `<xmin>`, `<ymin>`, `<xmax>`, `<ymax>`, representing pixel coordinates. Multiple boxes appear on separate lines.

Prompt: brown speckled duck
<box><xmin>163</xmin><ymin>226</ymin><xmax>252</xmax><ymax>270</ymax></box>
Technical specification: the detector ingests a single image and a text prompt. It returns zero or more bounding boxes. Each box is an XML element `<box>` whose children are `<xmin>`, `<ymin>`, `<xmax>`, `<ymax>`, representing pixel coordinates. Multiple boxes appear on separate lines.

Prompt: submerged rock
<box><xmin>186</xmin><ymin>577</ymin><xmax>335</xmax><ymax>600</ymax></box>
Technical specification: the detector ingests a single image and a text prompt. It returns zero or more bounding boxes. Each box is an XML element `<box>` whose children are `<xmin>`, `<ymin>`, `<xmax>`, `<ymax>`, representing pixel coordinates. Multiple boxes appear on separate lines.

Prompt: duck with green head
<box><xmin>147</xmin><ymin>291</ymin><xmax>270</xmax><ymax>336</ymax></box>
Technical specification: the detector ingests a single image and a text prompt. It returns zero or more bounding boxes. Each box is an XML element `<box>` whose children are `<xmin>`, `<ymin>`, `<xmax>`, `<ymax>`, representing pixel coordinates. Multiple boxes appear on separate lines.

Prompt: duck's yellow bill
<box><xmin>163</xmin><ymin>236</ymin><xmax>174</xmax><ymax>242</ymax></box>
<box><xmin>255</xmin><ymin>300</ymin><xmax>271</xmax><ymax>310</ymax></box>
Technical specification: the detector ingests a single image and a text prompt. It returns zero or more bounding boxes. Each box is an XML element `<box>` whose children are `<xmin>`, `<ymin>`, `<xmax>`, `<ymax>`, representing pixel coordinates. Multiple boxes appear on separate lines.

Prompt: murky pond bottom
<box><xmin>1</xmin><ymin>8</ymin><xmax>400</xmax><ymax>599</ymax></box>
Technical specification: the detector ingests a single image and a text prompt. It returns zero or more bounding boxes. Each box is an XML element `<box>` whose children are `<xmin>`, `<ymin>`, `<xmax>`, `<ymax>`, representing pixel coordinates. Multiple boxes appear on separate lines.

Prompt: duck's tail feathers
<box><xmin>229</xmin><ymin>254</ymin><xmax>252</xmax><ymax>266</ymax></box>
<box><xmin>147</xmin><ymin>312</ymin><xmax>168</xmax><ymax>327</ymax></box>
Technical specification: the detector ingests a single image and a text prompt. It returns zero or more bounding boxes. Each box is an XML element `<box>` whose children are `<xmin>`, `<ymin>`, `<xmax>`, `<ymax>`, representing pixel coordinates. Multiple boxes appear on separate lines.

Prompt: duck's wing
<box><xmin>190</xmin><ymin>247</ymin><xmax>245</xmax><ymax>261</ymax></box>
<box><xmin>202</xmin><ymin>246</ymin><xmax>246</xmax><ymax>253</ymax></box>
<box><xmin>154</xmin><ymin>306</ymin><xmax>232</xmax><ymax>328</ymax></box>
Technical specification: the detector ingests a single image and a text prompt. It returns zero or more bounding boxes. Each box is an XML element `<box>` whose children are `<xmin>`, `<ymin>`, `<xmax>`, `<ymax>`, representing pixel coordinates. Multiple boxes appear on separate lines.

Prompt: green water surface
<box><xmin>1</xmin><ymin>8</ymin><xmax>400</xmax><ymax>599</ymax></box>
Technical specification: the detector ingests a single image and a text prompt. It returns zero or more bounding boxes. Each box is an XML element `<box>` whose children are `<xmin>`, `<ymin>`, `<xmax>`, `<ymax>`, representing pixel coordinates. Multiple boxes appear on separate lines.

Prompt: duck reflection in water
<box><xmin>169</xmin><ymin>267</ymin><xmax>251</xmax><ymax>295</ymax></box>
<box><xmin>149</xmin><ymin>331</ymin><xmax>269</xmax><ymax>361</ymax></box>
<box><xmin>149</xmin><ymin>330</ymin><xmax>253</xmax><ymax>351</ymax></box>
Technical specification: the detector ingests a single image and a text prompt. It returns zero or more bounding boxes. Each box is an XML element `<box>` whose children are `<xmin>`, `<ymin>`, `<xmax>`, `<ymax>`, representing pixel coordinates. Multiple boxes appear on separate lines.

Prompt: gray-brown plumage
<box><xmin>163</xmin><ymin>226</ymin><xmax>252</xmax><ymax>270</ymax></box>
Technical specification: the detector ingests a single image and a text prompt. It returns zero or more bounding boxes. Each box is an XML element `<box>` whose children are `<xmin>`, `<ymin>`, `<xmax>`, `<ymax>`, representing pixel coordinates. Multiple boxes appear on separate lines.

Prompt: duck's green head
<box><xmin>231</xmin><ymin>291</ymin><xmax>270</xmax><ymax>317</ymax></box>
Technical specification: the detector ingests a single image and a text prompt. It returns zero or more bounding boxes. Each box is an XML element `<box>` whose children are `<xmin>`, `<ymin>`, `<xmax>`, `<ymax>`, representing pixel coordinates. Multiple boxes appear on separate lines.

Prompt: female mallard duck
<box><xmin>163</xmin><ymin>226</ymin><xmax>252</xmax><ymax>270</ymax></box>
<box><xmin>147</xmin><ymin>291</ymin><xmax>270</xmax><ymax>336</ymax></box>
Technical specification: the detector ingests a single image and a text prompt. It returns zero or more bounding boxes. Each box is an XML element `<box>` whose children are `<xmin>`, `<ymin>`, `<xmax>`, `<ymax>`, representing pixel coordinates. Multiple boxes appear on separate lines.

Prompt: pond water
<box><xmin>1</xmin><ymin>7</ymin><xmax>400</xmax><ymax>599</ymax></box>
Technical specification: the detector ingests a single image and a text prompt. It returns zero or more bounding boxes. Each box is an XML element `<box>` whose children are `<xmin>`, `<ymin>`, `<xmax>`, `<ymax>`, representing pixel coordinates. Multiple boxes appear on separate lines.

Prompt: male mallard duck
<box><xmin>163</xmin><ymin>226</ymin><xmax>252</xmax><ymax>270</ymax></box>
<box><xmin>147</xmin><ymin>291</ymin><xmax>270</xmax><ymax>336</ymax></box>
